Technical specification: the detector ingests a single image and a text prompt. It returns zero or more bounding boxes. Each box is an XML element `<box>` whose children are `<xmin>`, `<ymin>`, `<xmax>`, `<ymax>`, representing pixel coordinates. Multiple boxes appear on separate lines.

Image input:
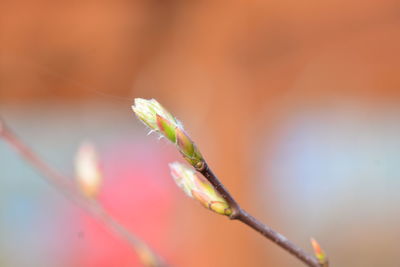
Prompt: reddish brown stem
<box><xmin>198</xmin><ymin>162</ymin><xmax>322</xmax><ymax>267</ymax></box>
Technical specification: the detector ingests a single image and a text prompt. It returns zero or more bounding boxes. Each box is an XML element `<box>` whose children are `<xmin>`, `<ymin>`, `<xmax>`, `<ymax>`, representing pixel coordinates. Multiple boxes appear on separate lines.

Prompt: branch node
<box><xmin>229</xmin><ymin>211</ymin><xmax>241</xmax><ymax>220</ymax></box>
<box><xmin>194</xmin><ymin>161</ymin><xmax>206</xmax><ymax>171</ymax></box>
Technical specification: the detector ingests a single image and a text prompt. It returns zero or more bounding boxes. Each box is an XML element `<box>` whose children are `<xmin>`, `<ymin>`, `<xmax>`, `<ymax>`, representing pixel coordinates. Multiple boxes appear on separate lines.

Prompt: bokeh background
<box><xmin>1</xmin><ymin>1</ymin><xmax>400</xmax><ymax>266</ymax></box>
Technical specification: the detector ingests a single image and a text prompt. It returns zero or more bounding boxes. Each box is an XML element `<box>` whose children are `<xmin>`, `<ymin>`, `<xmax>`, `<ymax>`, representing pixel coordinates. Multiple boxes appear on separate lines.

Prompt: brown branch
<box><xmin>0</xmin><ymin>119</ymin><xmax>168</xmax><ymax>267</ymax></box>
<box><xmin>197</xmin><ymin>162</ymin><xmax>322</xmax><ymax>267</ymax></box>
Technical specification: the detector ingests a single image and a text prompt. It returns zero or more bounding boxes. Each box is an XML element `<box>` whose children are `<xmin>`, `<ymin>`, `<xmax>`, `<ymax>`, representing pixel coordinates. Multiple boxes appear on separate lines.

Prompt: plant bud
<box><xmin>169</xmin><ymin>162</ymin><xmax>231</xmax><ymax>216</ymax></box>
<box><xmin>132</xmin><ymin>98</ymin><xmax>203</xmax><ymax>168</ymax></box>
<box><xmin>74</xmin><ymin>142</ymin><xmax>102</xmax><ymax>198</ymax></box>
<box><xmin>310</xmin><ymin>238</ymin><xmax>328</xmax><ymax>266</ymax></box>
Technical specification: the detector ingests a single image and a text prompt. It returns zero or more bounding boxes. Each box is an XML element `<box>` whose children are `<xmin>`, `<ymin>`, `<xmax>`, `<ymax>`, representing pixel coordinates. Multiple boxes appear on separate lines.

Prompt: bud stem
<box><xmin>237</xmin><ymin>210</ymin><xmax>321</xmax><ymax>267</ymax></box>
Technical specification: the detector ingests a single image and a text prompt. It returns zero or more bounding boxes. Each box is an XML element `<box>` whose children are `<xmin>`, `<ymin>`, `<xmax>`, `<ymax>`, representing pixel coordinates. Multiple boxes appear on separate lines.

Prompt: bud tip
<box><xmin>310</xmin><ymin>238</ymin><xmax>327</xmax><ymax>265</ymax></box>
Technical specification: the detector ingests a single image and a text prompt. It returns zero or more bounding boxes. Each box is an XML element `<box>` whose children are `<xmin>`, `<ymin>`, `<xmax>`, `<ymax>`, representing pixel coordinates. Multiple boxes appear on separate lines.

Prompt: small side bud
<box><xmin>169</xmin><ymin>162</ymin><xmax>231</xmax><ymax>216</ymax></box>
<box><xmin>136</xmin><ymin>244</ymin><xmax>159</xmax><ymax>267</ymax></box>
<box><xmin>132</xmin><ymin>98</ymin><xmax>204</xmax><ymax>168</ymax></box>
<box><xmin>176</xmin><ymin>128</ymin><xmax>194</xmax><ymax>157</ymax></box>
<box><xmin>175</xmin><ymin>128</ymin><xmax>203</xmax><ymax>167</ymax></box>
<box><xmin>74</xmin><ymin>142</ymin><xmax>102</xmax><ymax>198</ymax></box>
<box><xmin>311</xmin><ymin>238</ymin><xmax>328</xmax><ymax>266</ymax></box>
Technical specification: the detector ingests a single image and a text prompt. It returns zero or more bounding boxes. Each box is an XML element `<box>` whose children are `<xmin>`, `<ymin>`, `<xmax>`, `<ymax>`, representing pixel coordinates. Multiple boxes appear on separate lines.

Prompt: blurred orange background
<box><xmin>1</xmin><ymin>1</ymin><xmax>400</xmax><ymax>266</ymax></box>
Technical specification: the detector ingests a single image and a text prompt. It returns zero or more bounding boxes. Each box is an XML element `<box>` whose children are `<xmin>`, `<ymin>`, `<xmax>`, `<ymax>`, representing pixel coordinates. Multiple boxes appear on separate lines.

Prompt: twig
<box><xmin>0</xmin><ymin>119</ymin><xmax>168</xmax><ymax>267</ymax></box>
<box><xmin>198</xmin><ymin>162</ymin><xmax>322</xmax><ymax>267</ymax></box>
<box><xmin>131</xmin><ymin>98</ymin><xmax>325</xmax><ymax>266</ymax></box>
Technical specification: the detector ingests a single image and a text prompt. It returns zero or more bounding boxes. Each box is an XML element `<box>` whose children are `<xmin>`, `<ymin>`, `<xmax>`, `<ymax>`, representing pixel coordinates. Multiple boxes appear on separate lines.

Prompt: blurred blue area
<box><xmin>259</xmin><ymin>106</ymin><xmax>400</xmax><ymax>266</ymax></box>
<box><xmin>0</xmin><ymin>135</ymin><xmax>73</xmax><ymax>267</ymax></box>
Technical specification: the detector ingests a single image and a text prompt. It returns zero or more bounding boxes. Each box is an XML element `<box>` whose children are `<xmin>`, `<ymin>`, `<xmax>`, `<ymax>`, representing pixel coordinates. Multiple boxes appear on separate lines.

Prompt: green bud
<box><xmin>176</xmin><ymin>128</ymin><xmax>194</xmax><ymax>157</ymax></box>
<box><xmin>132</xmin><ymin>98</ymin><xmax>204</xmax><ymax>168</ymax></box>
<box><xmin>169</xmin><ymin>162</ymin><xmax>231</xmax><ymax>216</ymax></box>
<box><xmin>175</xmin><ymin>128</ymin><xmax>203</xmax><ymax>168</ymax></box>
<box><xmin>156</xmin><ymin>114</ymin><xmax>176</xmax><ymax>142</ymax></box>
<box><xmin>132</xmin><ymin>98</ymin><xmax>179</xmax><ymax>131</ymax></box>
